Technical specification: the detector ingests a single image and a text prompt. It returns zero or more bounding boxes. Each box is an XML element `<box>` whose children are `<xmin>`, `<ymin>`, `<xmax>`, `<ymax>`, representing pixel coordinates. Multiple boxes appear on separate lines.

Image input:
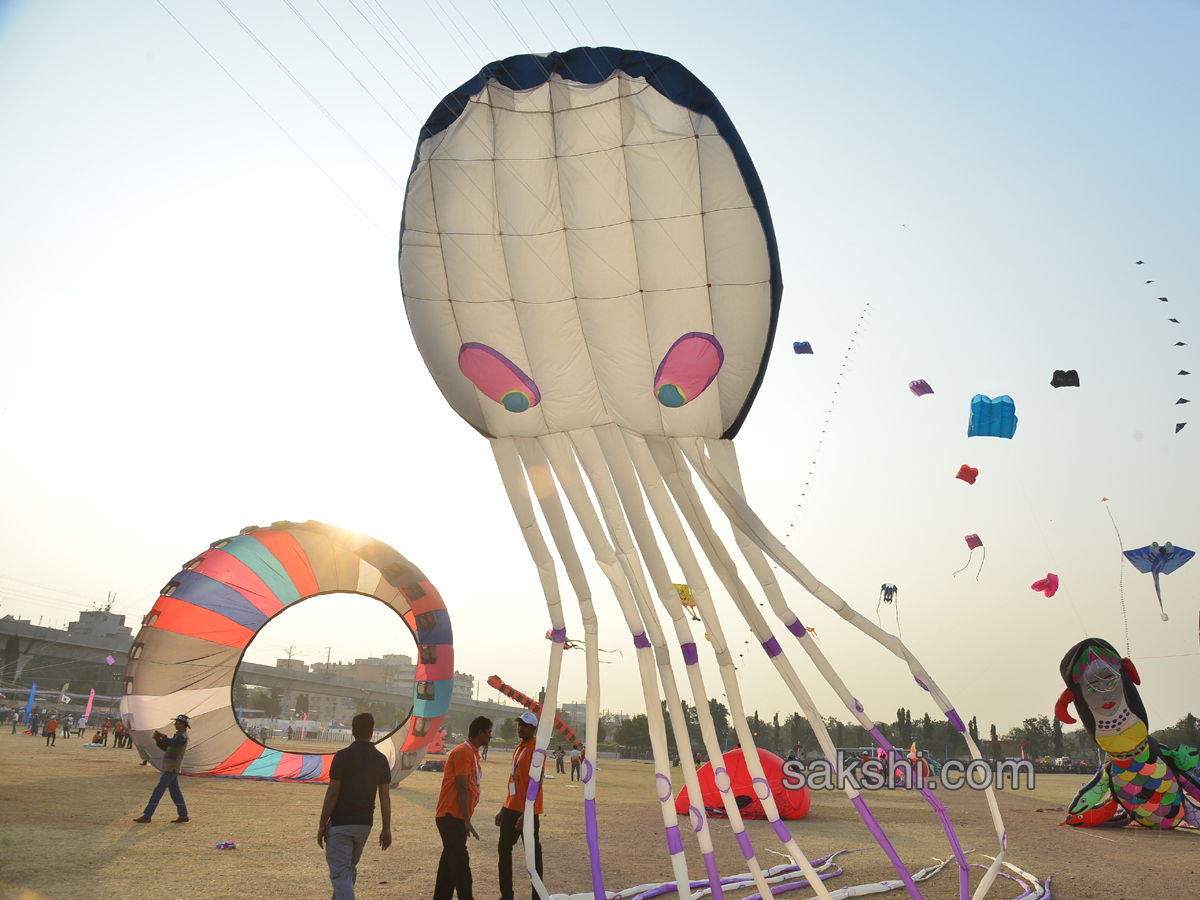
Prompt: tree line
<box><xmin>606</xmin><ymin>701</ymin><xmax>1200</xmax><ymax>761</ymax></box>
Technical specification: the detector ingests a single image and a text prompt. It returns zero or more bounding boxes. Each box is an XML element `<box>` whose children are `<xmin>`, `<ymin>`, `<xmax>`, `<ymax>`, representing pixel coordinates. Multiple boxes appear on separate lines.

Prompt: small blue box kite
<box><xmin>967</xmin><ymin>394</ymin><xmax>1017</xmax><ymax>439</ymax></box>
<box><xmin>793</xmin><ymin>341</ymin><xmax>813</xmax><ymax>354</ymax></box>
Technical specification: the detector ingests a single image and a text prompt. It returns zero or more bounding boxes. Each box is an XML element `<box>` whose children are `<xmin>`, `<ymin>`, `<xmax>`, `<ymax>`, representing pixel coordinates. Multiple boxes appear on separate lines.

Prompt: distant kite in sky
<box><xmin>1177</xmin><ymin>423</ymin><xmax>1188</xmax><ymax>433</ymax></box>
<box><xmin>793</xmin><ymin>341</ymin><xmax>813</xmax><ymax>354</ymax></box>
<box><xmin>877</xmin><ymin>584</ymin><xmax>901</xmax><ymax>635</ymax></box>
<box><xmin>1051</xmin><ymin>370</ymin><xmax>1080</xmax><ymax>388</ymax></box>
<box><xmin>953</xmin><ymin>534</ymin><xmax>985</xmax><ymax>580</ymax></box>
<box><xmin>1169</xmin><ymin>318</ymin><xmax>1181</xmax><ymax>324</ymax></box>
<box><xmin>955</xmin><ymin>464</ymin><xmax>978</xmax><ymax>485</ymax></box>
<box><xmin>1124</xmin><ymin>543</ymin><xmax>1195</xmax><ymax>621</ymax></box>
<box><xmin>908</xmin><ymin>379</ymin><xmax>933</xmax><ymax>397</ymax></box>
<box><xmin>673</xmin><ymin>583</ymin><xmax>701</xmax><ymax>621</ymax></box>
<box><xmin>1176</xmin><ymin>342</ymin><xmax>1188</xmax><ymax>347</ymax></box>
<box><xmin>1146</xmin><ymin>280</ymin><xmax>1155</xmax><ymax>284</ymax></box>
<box><xmin>1031</xmin><ymin>574</ymin><xmax>1059</xmax><ymax>597</ymax></box>
<box><xmin>1181</xmin><ymin>371</ymin><xmax>1191</xmax><ymax>376</ymax></box>
<box><xmin>967</xmin><ymin>394</ymin><xmax>1017</xmax><ymax>438</ymax></box>
<box><xmin>1178</xmin><ymin>398</ymin><xmax>1191</xmax><ymax>405</ymax></box>
<box><xmin>1160</xmin><ymin>297</ymin><xmax>1169</xmax><ymax>302</ymax></box>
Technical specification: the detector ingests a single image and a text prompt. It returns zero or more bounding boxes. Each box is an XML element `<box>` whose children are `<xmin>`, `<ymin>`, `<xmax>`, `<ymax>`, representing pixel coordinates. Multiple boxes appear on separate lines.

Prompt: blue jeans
<box><xmin>143</xmin><ymin>771</ymin><xmax>187</xmax><ymax>819</ymax></box>
<box><xmin>325</xmin><ymin>824</ymin><xmax>372</xmax><ymax>900</ymax></box>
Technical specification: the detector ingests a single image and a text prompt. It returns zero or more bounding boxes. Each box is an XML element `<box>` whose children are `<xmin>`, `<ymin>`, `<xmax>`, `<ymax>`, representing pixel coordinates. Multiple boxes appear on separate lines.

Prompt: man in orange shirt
<box><xmin>433</xmin><ymin>716</ymin><xmax>492</xmax><ymax>900</ymax></box>
<box><xmin>495</xmin><ymin>711</ymin><xmax>545</xmax><ymax>900</ymax></box>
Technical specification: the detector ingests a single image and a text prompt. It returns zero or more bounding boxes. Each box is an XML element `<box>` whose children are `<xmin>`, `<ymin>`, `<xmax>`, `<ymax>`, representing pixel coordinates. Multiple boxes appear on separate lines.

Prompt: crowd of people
<box><xmin>4</xmin><ymin>705</ymin><xmax>134</xmax><ymax>749</ymax></box>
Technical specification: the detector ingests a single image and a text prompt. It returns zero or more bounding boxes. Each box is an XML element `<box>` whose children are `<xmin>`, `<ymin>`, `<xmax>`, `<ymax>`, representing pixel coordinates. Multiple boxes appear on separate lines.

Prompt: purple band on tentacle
<box><xmin>786</xmin><ymin>618</ymin><xmax>807</xmax><ymax>637</ymax></box>
<box><xmin>582</xmin><ymin>760</ymin><xmax>593</xmax><ymax>783</ymax></box>
<box><xmin>681</xmin><ymin>642</ymin><xmax>699</xmax><ymax>665</ymax></box>
<box><xmin>633</xmin><ymin>632</ymin><xmax>651</xmax><ymax>649</ymax></box>
<box><xmin>688</xmin><ymin>805</ymin><xmax>703</xmax><ymax>832</ymax></box>
<box><xmin>868</xmin><ymin>726</ymin><xmax>894</xmax><ymax>752</ymax></box>
<box><xmin>584</xmin><ymin>796</ymin><xmax>605</xmax><ymax>899</ymax></box>
<box><xmin>752</xmin><ymin>776</ymin><xmax>770</xmax><ymax>800</ymax></box>
<box><xmin>918</xmin><ymin>782</ymin><xmax>968</xmax><ymax>899</ymax></box>
<box><xmin>525</xmin><ymin>777</ymin><xmax>541</xmax><ymax>802</ymax></box>
<box><xmin>735</xmin><ymin>828</ymin><xmax>754</xmax><ymax>860</ymax></box>
<box><xmin>854</xmin><ymin>699</ymin><xmax>864</xmax><ymax>713</ymax></box>
<box><xmin>870</xmin><ymin>724</ymin><xmax>968</xmax><ymax>898</ymax></box>
<box><xmin>947</xmin><ymin>708</ymin><xmax>966</xmax><ymax>732</ymax></box>
<box><xmin>761</xmin><ymin>636</ymin><xmax>783</xmax><ymax>658</ymax></box>
<box><xmin>771</xmin><ymin>818</ymin><xmax>792</xmax><ymax>843</ymax></box>
<box><xmin>655</xmin><ymin>773</ymin><xmax>672</xmax><ymax>801</ymax></box>
<box><xmin>703</xmin><ymin>850</ymin><xmax>724</xmax><ymax>900</ymax></box>
<box><xmin>915</xmin><ymin>676</ymin><xmax>930</xmax><ymax>692</ymax></box>
<box><xmin>549</xmin><ymin>627</ymin><xmax>567</xmax><ymax>643</ymax></box>
<box><xmin>849</xmin><ymin>794</ymin><xmax>923</xmax><ymax>899</ymax></box>
<box><xmin>665</xmin><ymin>824</ymin><xmax>684</xmax><ymax>855</ymax></box>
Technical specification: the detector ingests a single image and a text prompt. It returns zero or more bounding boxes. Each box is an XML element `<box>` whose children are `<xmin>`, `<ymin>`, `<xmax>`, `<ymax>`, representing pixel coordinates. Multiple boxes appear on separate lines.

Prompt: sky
<box><xmin>1</xmin><ymin>0</ymin><xmax>1197</xmax><ymax>738</ymax></box>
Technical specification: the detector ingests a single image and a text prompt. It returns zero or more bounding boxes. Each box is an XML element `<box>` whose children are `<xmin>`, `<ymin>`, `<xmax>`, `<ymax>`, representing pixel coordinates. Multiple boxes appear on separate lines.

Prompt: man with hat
<box><xmin>133</xmin><ymin>714</ymin><xmax>191</xmax><ymax>823</ymax></box>
<box><xmin>495</xmin><ymin>711</ymin><xmax>544</xmax><ymax>900</ymax></box>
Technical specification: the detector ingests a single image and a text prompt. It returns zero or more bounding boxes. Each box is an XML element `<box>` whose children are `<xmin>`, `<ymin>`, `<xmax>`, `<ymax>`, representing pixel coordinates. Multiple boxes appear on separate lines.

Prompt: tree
<box><xmin>264</xmin><ymin>688</ymin><xmax>283</xmax><ymax>719</ymax></box>
<box><xmin>498</xmin><ymin>717</ymin><xmax>517</xmax><ymax>741</ymax></box>
<box><xmin>596</xmin><ymin>716</ymin><xmax>607</xmax><ymax>743</ymax></box>
<box><xmin>968</xmin><ymin>716</ymin><xmax>979</xmax><ymax>741</ymax></box>
<box><xmin>295</xmin><ymin>694</ymin><xmax>309</xmax><ymax>716</ymax></box>
<box><xmin>921</xmin><ymin>712</ymin><xmax>933</xmax><ymax>744</ymax></box>
<box><xmin>1052</xmin><ymin>717</ymin><xmax>1064</xmax><ymax>756</ymax></box>
<box><xmin>615</xmin><ymin>714</ymin><xmax>652</xmax><ymax>751</ymax></box>
<box><xmin>772</xmin><ymin>713</ymin><xmax>781</xmax><ymax>751</ymax></box>
<box><xmin>708</xmin><ymin>699</ymin><xmax>730</xmax><ymax>747</ymax></box>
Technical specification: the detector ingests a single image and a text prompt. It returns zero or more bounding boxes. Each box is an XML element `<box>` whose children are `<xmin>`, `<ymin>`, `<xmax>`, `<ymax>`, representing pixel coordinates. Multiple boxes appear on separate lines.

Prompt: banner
<box><xmin>301</xmin><ymin>712</ymin><xmax>307</xmax><ymax>741</ymax></box>
<box><xmin>84</xmin><ymin>689</ymin><xmax>95</xmax><ymax>721</ymax></box>
<box><xmin>24</xmin><ymin>683</ymin><xmax>37</xmax><ymax>725</ymax></box>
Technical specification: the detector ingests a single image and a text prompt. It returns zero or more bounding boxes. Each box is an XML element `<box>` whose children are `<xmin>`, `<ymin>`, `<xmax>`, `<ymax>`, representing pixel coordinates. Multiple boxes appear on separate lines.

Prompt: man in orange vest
<box><xmin>495</xmin><ymin>711</ymin><xmax>544</xmax><ymax>900</ymax></box>
<box><xmin>433</xmin><ymin>716</ymin><xmax>492</xmax><ymax>900</ymax></box>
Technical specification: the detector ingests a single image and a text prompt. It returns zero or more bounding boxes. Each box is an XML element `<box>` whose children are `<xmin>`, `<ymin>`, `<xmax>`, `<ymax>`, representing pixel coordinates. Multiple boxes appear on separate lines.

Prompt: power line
<box><xmin>213</xmin><ymin>0</ymin><xmax>405</xmax><ymax>192</ymax></box>
<box><xmin>156</xmin><ymin>0</ymin><xmax>388</xmax><ymax>234</ymax></box>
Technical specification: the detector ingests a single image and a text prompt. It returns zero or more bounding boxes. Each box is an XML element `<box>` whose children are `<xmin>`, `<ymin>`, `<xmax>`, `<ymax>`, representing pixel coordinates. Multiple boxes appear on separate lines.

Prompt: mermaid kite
<box><xmin>1055</xmin><ymin>637</ymin><xmax>1200</xmax><ymax>828</ymax></box>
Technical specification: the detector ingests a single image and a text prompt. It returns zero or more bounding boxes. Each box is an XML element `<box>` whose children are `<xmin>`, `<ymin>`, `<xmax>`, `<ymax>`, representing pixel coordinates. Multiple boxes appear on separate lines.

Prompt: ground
<box><xmin>1</xmin><ymin>735</ymin><xmax>1196</xmax><ymax>899</ymax></box>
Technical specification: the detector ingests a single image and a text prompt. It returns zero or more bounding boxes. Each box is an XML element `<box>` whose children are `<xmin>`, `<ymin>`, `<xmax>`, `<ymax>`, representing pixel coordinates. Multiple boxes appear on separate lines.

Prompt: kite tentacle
<box><xmin>676</xmin><ymin>436</ymin><xmax>1009</xmax><ymax>900</ymax></box>
<box><xmin>708</xmin><ymin>438</ymin><xmax>973</xmax><ymax>899</ymax></box>
<box><xmin>489</xmin><ymin>437</ymin><xmax>577</xmax><ymax>900</ymax></box>
<box><xmin>561</xmin><ymin>428</ymin><xmax>727</xmax><ymax>899</ymax></box>
<box><xmin>643</xmin><ymin>434</ymin><xmax>842</xmax><ymax>900</ymax></box>
<box><xmin>531</xmin><ymin>434</ymin><xmax>691</xmax><ymax>894</ymax></box>
<box><xmin>660</xmin><ymin>436</ymin><xmax>926</xmax><ymax>899</ymax></box>
<box><xmin>614</xmin><ymin>427</ymin><xmax>777</xmax><ymax>898</ymax></box>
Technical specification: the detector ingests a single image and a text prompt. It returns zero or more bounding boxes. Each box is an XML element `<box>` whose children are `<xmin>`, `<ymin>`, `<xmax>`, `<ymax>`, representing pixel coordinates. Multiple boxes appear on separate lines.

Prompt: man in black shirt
<box><xmin>317</xmin><ymin>713</ymin><xmax>392</xmax><ymax>899</ymax></box>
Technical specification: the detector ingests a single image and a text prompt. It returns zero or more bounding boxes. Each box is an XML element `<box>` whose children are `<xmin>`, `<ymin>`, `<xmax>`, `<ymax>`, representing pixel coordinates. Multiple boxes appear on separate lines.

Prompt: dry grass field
<box><xmin>2</xmin><ymin>734</ymin><xmax>1196</xmax><ymax>899</ymax></box>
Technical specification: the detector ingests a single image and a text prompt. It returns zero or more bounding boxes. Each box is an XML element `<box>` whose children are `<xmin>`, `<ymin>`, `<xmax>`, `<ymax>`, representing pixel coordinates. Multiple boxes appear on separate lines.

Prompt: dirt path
<box><xmin>1</xmin><ymin>736</ymin><xmax>1196</xmax><ymax>899</ymax></box>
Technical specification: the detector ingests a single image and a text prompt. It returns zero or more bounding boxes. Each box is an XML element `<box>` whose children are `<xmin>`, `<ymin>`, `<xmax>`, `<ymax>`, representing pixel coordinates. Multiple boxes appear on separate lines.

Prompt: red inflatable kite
<box><xmin>674</xmin><ymin>747</ymin><xmax>810</xmax><ymax>820</ymax></box>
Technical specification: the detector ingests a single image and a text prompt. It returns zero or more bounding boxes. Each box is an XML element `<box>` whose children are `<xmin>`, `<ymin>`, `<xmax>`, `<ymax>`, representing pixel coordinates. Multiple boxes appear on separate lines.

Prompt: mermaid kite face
<box><xmin>1080</xmin><ymin>663</ymin><xmax>1131</xmax><ymax>728</ymax></box>
<box><xmin>401</xmin><ymin>51</ymin><xmax>779</xmax><ymax>441</ymax></box>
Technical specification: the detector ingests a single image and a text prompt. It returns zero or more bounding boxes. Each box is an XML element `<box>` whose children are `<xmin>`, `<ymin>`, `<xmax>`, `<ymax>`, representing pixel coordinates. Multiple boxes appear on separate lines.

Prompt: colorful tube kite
<box><xmin>121</xmin><ymin>521</ymin><xmax>451</xmax><ymax>784</ymax></box>
<box><xmin>401</xmin><ymin>46</ymin><xmax>1008</xmax><ymax>900</ymax></box>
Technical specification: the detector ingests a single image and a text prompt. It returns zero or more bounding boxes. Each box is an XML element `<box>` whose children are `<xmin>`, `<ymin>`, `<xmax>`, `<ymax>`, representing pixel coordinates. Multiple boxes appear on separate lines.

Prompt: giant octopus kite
<box><xmin>1055</xmin><ymin>637</ymin><xmax>1200</xmax><ymax>828</ymax></box>
<box><xmin>401</xmin><ymin>46</ymin><xmax>1010</xmax><ymax>899</ymax></box>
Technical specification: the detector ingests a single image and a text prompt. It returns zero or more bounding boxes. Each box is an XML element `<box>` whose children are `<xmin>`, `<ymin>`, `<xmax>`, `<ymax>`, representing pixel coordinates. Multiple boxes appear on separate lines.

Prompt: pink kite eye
<box><xmin>458</xmin><ymin>343</ymin><xmax>540</xmax><ymax>413</ymax></box>
<box><xmin>654</xmin><ymin>333</ymin><xmax>724</xmax><ymax>408</ymax></box>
